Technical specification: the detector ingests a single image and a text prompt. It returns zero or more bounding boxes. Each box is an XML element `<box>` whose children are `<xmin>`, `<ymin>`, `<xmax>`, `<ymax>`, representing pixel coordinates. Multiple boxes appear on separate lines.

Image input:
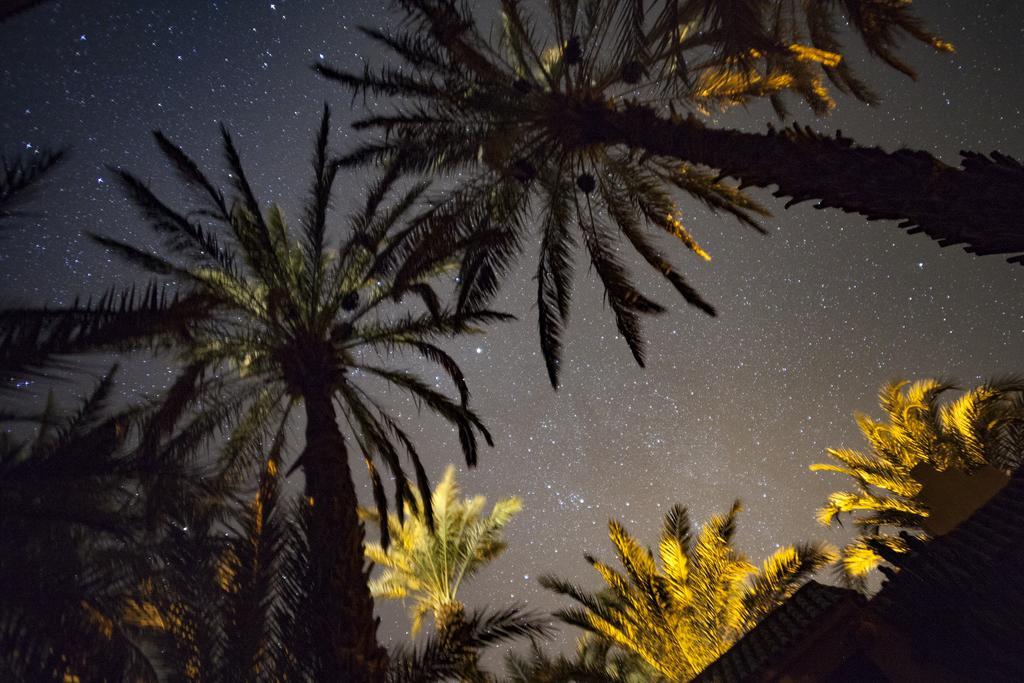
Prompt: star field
<box><xmin>2</xmin><ymin>0</ymin><xmax>1022</xmax><ymax>648</ymax></box>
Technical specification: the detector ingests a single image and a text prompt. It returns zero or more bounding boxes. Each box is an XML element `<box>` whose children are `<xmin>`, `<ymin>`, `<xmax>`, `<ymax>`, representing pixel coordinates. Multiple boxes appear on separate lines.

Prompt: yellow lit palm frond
<box><xmin>658</xmin><ymin>505</ymin><xmax>693</xmax><ymax>608</ymax></box>
<box><xmin>809</xmin><ymin>457</ymin><xmax>918</xmax><ymax>497</ymax></box>
<box><xmin>692</xmin><ymin>66</ymin><xmax>796</xmax><ymax>108</ymax></box>
<box><xmin>608</xmin><ymin>519</ymin><xmax>661</xmax><ymax>596</ymax></box>
<box><xmin>361</xmin><ymin>464</ymin><xmax>521</xmax><ymax>636</ymax></box>
<box><xmin>812</xmin><ymin>377</ymin><xmax>1024</xmax><ymax>586</ymax></box>
<box><xmin>543</xmin><ymin>501</ymin><xmax>832</xmax><ymax>680</ymax></box>
<box><xmin>838</xmin><ymin>537</ymin><xmax>883</xmax><ymax>584</ymax></box>
<box><xmin>833</xmin><ymin>532</ymin><xmax>921</xmax><ymax>591</ymax></box>
<box><xmin>739</xmin><ymin>542</ymin><xmax>837</xmax><ymax>632</ymax></box>
<box><xmin>687</xmin><ymin>501</ymin><xmax>755</xmax><ymax>643</ymax></box>
<box><xmin>815</xmin><ymin>490</ymin><xmax>928</xmax><ymax>528</ymax></box>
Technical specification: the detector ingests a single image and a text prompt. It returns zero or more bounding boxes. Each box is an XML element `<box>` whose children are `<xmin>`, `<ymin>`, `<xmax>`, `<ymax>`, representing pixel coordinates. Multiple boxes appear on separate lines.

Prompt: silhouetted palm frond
<box><xmin>388</xmin><ymin>606</ymin><xmax>552</xmax><ymax>683</ymax></box>
<box><xmin>0</xmin><ymin>368</ymin><xmax>215</xmax><ymax>682</ymax></box>
<box><xmin>0</xmin><ymin>282</ymin><xmax>210</xmax><ymax>391</ymax></box>
<box><xmin>0</xmin><ymin>0</ymin><xmax>52</xmax><ymax>22</ymax></box>
<box><xmin>0</xmin><ymin>148</ymin><xmax>65</xmax><ymax>225</ymax></box>
<box><xmin>130</xmin><ymin>455</ymin><xmax>329</xmax><ymax>682</ymax></box>
<box><xmin>504</xmin><ymin>636</ymin><xmax>658</xmax><ymax>683</ymax></box>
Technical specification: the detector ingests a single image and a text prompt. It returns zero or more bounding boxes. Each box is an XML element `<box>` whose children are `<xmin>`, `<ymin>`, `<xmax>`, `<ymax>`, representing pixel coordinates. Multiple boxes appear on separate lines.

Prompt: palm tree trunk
<box><xmin>300</xmin><ymin>384</ymin><xmax>387</xmax><ymax>682</ymax></box>
<box><xmin>434</xmin><ymin>600</ymin><xmax>467</xmax><ymax>637</ymax></box>
<box><xmin>563</xmin><ymin>98</ymin><xmax>1024</xmax><ymax>264</ymax></box>
<box><xmin>435</xmin><ymin>601</ymin><xmax>488</xmax><ymax>682</ymax></box>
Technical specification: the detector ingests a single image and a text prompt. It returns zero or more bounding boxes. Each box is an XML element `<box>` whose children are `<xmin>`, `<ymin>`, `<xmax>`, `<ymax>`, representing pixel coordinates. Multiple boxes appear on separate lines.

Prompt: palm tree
<box><xmin>126</xmin><ymin>446</ymin><xmax>325</xmax><ymax>682</ymax></box>
<box><xmin>362</xmin><ymin>464</ymin><xmax>522</xmax><ymax>638</ymax></box>
<box><xmin>320</xmin><ymin>0</ymin><xmax>1024</xmax><ymax>386</ymax></box>
<box><xmin>541</xmin><ymin>502</ymin><xmax>835</xmax><ymax>681</ymax></box>
<box><xmin>0</xmin><ymin>368</ymin><xmax>202</xmax><ymax>682</ymax></box>
<box><xmin>811</xmin><ymin>377</ymin><xmax>1024</xmax><ymax>587</ymax></box>
<box><xmin>126</xmin><ymin>452</ymin><xmax>545</xmax><ymax>683</ymax></box>
<box><xmin>0</xmin><ymin>107</ymin><xmax>507</xmax><ymax>680</ymax></box>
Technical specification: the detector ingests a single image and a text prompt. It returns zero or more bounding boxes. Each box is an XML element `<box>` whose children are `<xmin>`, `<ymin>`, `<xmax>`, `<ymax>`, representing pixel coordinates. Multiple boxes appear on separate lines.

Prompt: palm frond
<box><xmin>812</xmin><ymin>377</ymin><xmax>1024</xmax><ymax>583</ymax></box>
<box><xmin>543</xmin><ymin>501</ymin><xmax>830</xmax><ymax>679</ymax></box>
<box><xmin>322</xmin><ymin>0</ymin><xmax>954</xmax><ymax>383</ymax></box>
<box><xmin>0</xmin><ymin>148</ymin><xmax>66</xmax><ymax>224</ymax></box>
<box><xmin>388</xmin><ymin>607</ymin><xmax>551</xmax><ymax>682</ymax></box>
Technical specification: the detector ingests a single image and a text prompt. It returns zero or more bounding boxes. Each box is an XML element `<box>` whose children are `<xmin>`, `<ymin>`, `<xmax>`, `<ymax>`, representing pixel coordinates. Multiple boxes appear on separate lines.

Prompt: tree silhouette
<box><xmin>321</xmin><ymin>0</ymin><xmax>1024</xmax><ymax>387</ymax></box>
<box><xmin>812</xmin><ymin>377</ymin><xmax>1024</xmax><ymax>587</ymax></box>
<box><xmin>125</xmin><ymin>448</ymin><xmax>330</xmax><ymax>682</ymax></box>
<box><xmin>0</xmin><ymin>368</ymin><xmax>211</xmax><ymax>682</ymax></box>
<box><xmin>387</xmin><ymin>606</ymin><xmax>550</xmax><ymax>683</ymax></box>
<box><xmin>542</xmin><ymin>502</ymin><xmax>835</xmax><ymax>681</ymax></box>
<box><xmin>123</xmin><ymin>446</ymin><xmax>546</xmax><ymax>682</ymax></box>
<box><xmin>505</xmin><ymin>636</ymin><xmax>657</xmax><ymax>683</ymax></box>
<box><xmin>0</xmin><ymin>108</ymin><xmax>508</xmax><ymax>681</ymax></box>
<box><xmin>0</xmin><ymin>148</ymin><xmax>64</xmax><ymax>227</ymax></box>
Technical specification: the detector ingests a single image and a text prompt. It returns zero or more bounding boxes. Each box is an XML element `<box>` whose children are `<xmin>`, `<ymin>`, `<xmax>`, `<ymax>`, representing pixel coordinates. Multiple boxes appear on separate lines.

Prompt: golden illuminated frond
<box><xmin>545</xmin><ymin>502</ymin><xmax>831</xmax><ymax>680</ymax></box>
<box><xmin>361</xmin><ymin>464</ymin><xmax>521</xmax><ymax>636</ymax></box>
<box><xmin>363</xmin><ymin>543</ymin><xmax>394</xmax><ymax>567</ymax></box>
<box><xmin>81</xmin><ymin>601</ymin><xmax>115</xmax><ymax>640</ymax></box>
<box><xmin>122</xmin><ymin>599</ymin><xmax>167</xmax><ymax>631</ymax></box>
<box><xmin>410</xmin><ymin>600</ymin><xmax>432</xmax><ymax>638</ymax></box>
<box><xmin>809</xmin><ymin>461</ymin><xmax>919</xmax><ymax>498</ymax></box>
<box><xmin>693</xmin><ymin>66</ymin><xmax>796</xmax><ymax>109</ymax></box>
<box><xmin>589</xmin><ymin>559</ymin><xmax>633</xmax><ymax>604</ymax></box>
<box><xmin>659</xmin><ymin>535</ymin><xmax>690</xmax><ymax>599</ymax></box>
<box><xmin>840</xmin><ymin>539</ymin><xmax>884</xmax><ymax>580</ymax></box>
<box><xmin>838</xmin><ymin>533</ymin><xmax>915</xmax><ymax>583</ymax></box>
<box><xmin>665</xmin><ymin>213</ymin><xmax>711</xmax><ymax>261</ymax></box>
<box><xmin>819</xmin><ymin>490</ymin><xmax>927</xmax><ymax>521</ymax></box>
<box><xmin>788</xmin><ymin>44</ymin><xmax>842</xmax><ymax>67</ymax></box>
<box><xmin>740</xmin><ymin>542</ymin><xmax>837</xmax><ymax>631</ymax></box>
<box><xmin>367</xmin><ymin>575</ymin><xmax>409</xmax><ymax>600</ymax></box>
<box><xmin>813</xmin><ymin>377</ymin><xmax>1024</xmax><ymax>585</ymax></box>
<box><xmin>608</xmin><ymin>519</ymin><xmax>659</xmax><ymax>589</ymax></box>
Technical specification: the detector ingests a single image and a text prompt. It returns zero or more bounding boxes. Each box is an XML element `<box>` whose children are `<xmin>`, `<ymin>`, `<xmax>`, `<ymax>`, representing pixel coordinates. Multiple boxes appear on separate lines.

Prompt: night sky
<box><xmin>2</xmin><ymin>0</ymin><xmax>1022</xmax><ymax>649</ymax></box>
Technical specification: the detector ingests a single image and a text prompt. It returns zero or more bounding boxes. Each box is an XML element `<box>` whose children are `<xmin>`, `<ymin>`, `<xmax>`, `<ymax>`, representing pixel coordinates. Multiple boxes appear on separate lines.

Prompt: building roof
<box><xmin>869</xmin><ymin>465</ymin><xmax>1024</xmax><ymax>680</ymax></box>
<box><xmin>697</xmin><ymin>465</ymin><xmax>1024</xmax><ymax>682</ymax></box>
<box><xmin>692</xmin><ymin>581</ymin><xmax>861</xmax><ymax>683</ymax></box>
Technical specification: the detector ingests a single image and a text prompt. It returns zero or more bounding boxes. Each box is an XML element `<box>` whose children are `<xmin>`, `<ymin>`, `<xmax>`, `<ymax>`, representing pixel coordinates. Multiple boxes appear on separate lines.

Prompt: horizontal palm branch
<box><xmin>318</xmin><ymin>0</ymin><xmax>985</xmax><ymax>387</ymax></box>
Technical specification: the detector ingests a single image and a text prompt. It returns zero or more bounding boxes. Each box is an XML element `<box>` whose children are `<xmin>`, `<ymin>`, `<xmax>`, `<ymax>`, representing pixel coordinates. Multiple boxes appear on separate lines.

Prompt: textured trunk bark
<box><xmin>565</xmin><ymin>99</ymin><xmax>1024</xmax><ymax>264</ymax></box>
<box><xmin>435</xmin><ymin>600</ymin><xmax>487</xmax><ymax>682</ymax></box>
<box><xmin>434</xmin><ymin>599</ymin><xmax>466</xmax><ymax>638</ymax></box>
<box><xmin>300</xmin><ymin>385</ymin><xmax>387</xmax><ymax>682</ymax></box>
